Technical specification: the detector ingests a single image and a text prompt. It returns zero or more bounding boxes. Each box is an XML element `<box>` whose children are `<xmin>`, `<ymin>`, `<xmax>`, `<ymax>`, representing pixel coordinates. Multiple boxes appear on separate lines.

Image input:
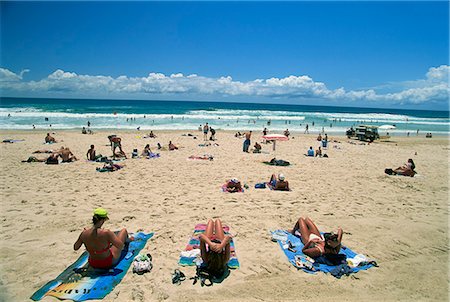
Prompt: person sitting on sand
<box><xmin>269</xmin><ymin>173</ymin><xmax>290</xmax><ymax>191</ymax></box>
<box><xmin>86</xmin><ymin>145</ymin><xmax>98</xmax><ymax>161</ymax></box>
<box><xmin>307</xmin><ymin>146</ymin><xmax>314</xmax><ymax>157</ymax></box>
<box><xmin>253</xmin><ymin>142</ymin><xmax>262</xmax><ymax>153</ymax></box>
<box><xmin>226</xmin><ymin>178</ymin><xmax>242</xmax><ymax>193</ymax></box>
<box><xmin>386</xmin><ymin>159</ymin><xmax>416</xmax><ymax>177</ymax></box>
<box><xmin>291</xmin><ymin>217</ymin><xmax>343</xmax><ymax>259</ymax></box>
<box><xmin>59</xmin><ymin>147</ymin><xmax>78</xmax><ymax>162</ymax></box>
<box><xmin>317</xmin><ymin>134</ymin><xmax>322</xmax><ymax>141</ymax></box>
<box><xmin>169</xmin><ymin>141</ymin><xmax>178</xmax><ymax>151</ymax></box>
<box><xmin>199</xmin><ymin>219</ymin><xmax>231</xmax><ymax>278</ymax></box>
<box><xmin>82</xmin><ymin>127</ymin><xmax>88</xmax><ymax>134</ymax></box>
<box><xmin>73</xmin><ymin>208</ymin><xmax>133</xmax><ymax>269</ymax></box>
<box><xmin>315</xmin><ymin>146</ymin><xmax>322</xmax><ymax>157</ymax></box>
<box><xmin>284</xmin><ymin>129</ymin><xmax>290</xmax><ymax>137</ymax></box>
<box><xmin>45</xmin><ymin>133</ymin><xmax>56</xmax><ymax>144</ymax></box>
<box><xmin>142</xmin><ymin>144</ymin><xmax>152</xmax><ymax>156</ymax></box>
<box><xmin>149</xmin><ymin>131</ymin><xmax>156</xmax><ymax>138</ymax></box>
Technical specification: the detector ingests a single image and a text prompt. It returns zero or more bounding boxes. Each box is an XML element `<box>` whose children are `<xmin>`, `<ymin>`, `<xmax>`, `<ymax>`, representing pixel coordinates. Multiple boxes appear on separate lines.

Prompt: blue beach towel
<box><xmin>31</xmin><ymin>232</ymin><xmax>153</xmax><ymax>301</ymax></box>
<box><xmin>272</xmin><ymin>230</ymin><xmax>376</xmax><ymax>278</ymax></box>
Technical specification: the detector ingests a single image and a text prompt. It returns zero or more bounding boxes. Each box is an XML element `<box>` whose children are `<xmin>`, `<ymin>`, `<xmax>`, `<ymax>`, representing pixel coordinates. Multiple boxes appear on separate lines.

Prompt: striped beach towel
<box><xmin>179</xmin><ymin>224</ymin><xmax>239</xmax><ymax>269</ymax></box>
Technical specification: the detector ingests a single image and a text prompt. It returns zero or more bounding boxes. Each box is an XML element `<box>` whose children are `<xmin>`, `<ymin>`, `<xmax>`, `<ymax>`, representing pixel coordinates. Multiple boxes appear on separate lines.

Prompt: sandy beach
<box><xmin>0</xmin><ymin>129</ymin><xmax>448</xmax><ymax>301</ymax></box>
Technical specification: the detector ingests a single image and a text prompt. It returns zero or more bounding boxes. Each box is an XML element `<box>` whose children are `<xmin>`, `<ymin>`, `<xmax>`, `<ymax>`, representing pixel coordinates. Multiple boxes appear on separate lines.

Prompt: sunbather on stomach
<box><xmin>199</xmin><ymin>219</ymin><xmax>231</xmax><ymax>278</ymax></box>
<box><xmin>73</xmin><ymin>208</ymin><xmax>133</xmax><ymax>269</ymax></box>
<box><xmin>226</xmin><ymin>178</ymin><xmax>242</xmax><ymax>192</ymax></box>
<box><xmin>291</xmin><ymin>217</ymin><xmax>343</xmax><ymax>259</ymax></box>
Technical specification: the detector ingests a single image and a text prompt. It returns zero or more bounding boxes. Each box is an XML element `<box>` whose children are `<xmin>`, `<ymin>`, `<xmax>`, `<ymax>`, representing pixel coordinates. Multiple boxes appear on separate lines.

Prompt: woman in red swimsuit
<box><xmin>74</xmin><ymin>208</ymin><xmax>133</xmax><ymax>269</ymax></box>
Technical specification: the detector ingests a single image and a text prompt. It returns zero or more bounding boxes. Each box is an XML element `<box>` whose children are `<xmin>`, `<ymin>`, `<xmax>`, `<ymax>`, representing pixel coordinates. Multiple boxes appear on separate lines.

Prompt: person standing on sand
<box><xmin>109</xmin><ymin>135</ymin><xmax>127</xmax><ymax>158</ymax></box>
<box><xmin>243</xmin><ymin>131</ymin><xmax>252</xmax><ymax>152</ymax></box>
<box><xmin>203</xmin><ymin>123</ymin><xmax>209</xmax><ymax>141</ymax></box>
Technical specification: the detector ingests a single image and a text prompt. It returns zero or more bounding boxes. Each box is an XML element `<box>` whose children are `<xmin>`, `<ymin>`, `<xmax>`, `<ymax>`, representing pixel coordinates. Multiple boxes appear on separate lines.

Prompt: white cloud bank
<box><xmin>0</xmin><ymin>65</ymin><xmax>448</xmax><ymax>105</ymax></box>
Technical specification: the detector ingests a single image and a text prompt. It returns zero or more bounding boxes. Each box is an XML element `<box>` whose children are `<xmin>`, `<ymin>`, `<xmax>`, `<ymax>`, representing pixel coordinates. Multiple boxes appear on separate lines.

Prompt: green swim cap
<box><xmin>93</xmin><ymin>207</ymin><xmax>109</xmax><ymax>219</ymax></box>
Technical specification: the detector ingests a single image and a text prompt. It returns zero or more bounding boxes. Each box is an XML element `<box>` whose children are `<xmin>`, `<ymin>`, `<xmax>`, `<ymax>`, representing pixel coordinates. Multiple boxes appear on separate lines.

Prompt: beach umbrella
<box><xmin>262</xmin><ymin>134</ymin><xmax>289</xmax><ymax>151</ymax></box>
<box><xmin>378</xmin><ymin>125</ymin><xmax>396</xmax><ymax>130</ymax></box>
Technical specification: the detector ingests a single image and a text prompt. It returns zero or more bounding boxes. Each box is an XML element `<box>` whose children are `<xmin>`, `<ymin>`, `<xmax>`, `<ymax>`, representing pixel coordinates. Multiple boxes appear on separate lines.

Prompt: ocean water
<box><xmin>0</xmin><ymin>97</ymin><xmax>449</xmax><ymax>135</ymax></box>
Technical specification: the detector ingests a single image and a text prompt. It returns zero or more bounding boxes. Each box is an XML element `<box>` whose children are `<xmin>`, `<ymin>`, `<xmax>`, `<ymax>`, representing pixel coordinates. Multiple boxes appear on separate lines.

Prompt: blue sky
<box><xmin>1</xmin><ymin>1</ymin><xmax>449</xmax><ymax>110</ymax></box>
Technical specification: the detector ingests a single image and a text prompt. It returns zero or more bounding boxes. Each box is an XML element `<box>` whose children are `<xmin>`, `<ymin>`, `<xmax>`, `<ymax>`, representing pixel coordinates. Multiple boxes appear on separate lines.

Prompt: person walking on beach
<box><xmin>74</xmin><ymin>208</ymin><xmax>134</xmax><ymax>269</ymax></box>
<box><xmin>304</xmin><ymin>124</ymin><xmax>309</xmax><ymax>134</ymax></box>
<box><xmin>203</xmin><ymin>123</ymin><xmax>209</xmax><ymax>141</ymax></box>
<box><xmin>243</xmin><ymin>131</ymin><xmax>252</xmax><ymax>152</ymax></box>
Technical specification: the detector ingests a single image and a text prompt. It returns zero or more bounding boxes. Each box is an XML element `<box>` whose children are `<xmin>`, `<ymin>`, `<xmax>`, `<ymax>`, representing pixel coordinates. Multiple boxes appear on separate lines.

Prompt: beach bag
<box><xmin>132</xmin><ymin>253</ymin><xmax>153</xmax><ymax>275</ymax></box>
<box><xmin>255</xmin><ymin>183</ymin><xmax>266</xmax><ymax>189</ymax></box>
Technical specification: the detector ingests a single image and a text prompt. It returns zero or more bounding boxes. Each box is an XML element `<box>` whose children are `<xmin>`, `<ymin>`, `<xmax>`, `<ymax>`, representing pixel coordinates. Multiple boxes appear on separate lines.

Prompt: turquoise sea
<box><xmin>0</xmin><ymin>97</ymin><xmax>449</xmax><ymax>135</ymax></box>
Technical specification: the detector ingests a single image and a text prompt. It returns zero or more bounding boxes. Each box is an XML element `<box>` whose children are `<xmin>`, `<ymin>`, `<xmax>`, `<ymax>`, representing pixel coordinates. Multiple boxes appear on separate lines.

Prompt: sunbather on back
<box><xmin>199</xmin><ymin>219</ymin><xmax>231</xmax><ymax>278</ymax></box>
<box><xmin>291</xmin><ymin>217</ymin><xmax>343</xmax><ymax>259</ymax></box>
<box><xmin>269</xmin><ymin>173</ymin><xmax>289</xmax><ymax>191</ymax></box>
<box><xmin>73</xmin><ymin>208</ymin><xmax>133</xmax><ymax>269</ymax></box>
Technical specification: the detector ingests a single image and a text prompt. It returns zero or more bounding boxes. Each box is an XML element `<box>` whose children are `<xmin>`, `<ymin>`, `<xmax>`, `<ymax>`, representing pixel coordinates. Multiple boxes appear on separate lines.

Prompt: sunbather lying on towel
<box><xmin>291</xmin><ymin>217</ymin><xmax>343</xmax><ymax>259</ymax></box>
<box><xmin>199</xmin><ymin>219</ymin><xmax>231</xmax><ymax>278</ymax></box>
<box><xmin>97</xmin><ymin>162</ymin><xmax>124</xmax><ymax>172</ymax></box>
<box><xmin>385</xmin><ymin>159</ymin><xmax>416</xmax><ymax>177</ymax></box>
<box><xmin>188</xmin><ymin>155</ymin><xmax>214</xmax><ymax>160</ymax></box>
<box><xmin>268</xmin><ymin>173</ymin><xmax>290</xmax><ymax>191</ymax></box>
<box><xmin>264</xmin><ymin>158</ymin><xmax>290</xmax><ymax>166</ymax></box>
<box><xmin>225</xmin><ymin>178</ymin><xmax>242</xmax><ymax>193</ymax></box>
<box><xmin>74</xmin><ymin>208</ymin><xmax>134</xmax><ymax>269</ymax></box>
<box><xmin>22</xmin><ymin>156</ymin><xmax>47</xmax><ymax>163</ymax></box>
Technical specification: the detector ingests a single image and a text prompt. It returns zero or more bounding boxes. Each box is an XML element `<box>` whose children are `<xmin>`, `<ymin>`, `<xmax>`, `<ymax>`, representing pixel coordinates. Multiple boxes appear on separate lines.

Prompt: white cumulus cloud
<box><xmin>0</xmin><ymin>66</ymin><xmax>448</xmax><ymax>106</ymax></box>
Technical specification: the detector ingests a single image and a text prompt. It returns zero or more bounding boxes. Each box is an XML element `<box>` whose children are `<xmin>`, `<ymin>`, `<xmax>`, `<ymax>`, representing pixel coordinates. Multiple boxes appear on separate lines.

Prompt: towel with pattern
<box><xmin>31</xmin><ymin>232</ymin><xmax>153</xmax><ymax>301</ymax></box>
<box><xmin>179</xmin><ymin>224</ymin><xmax>239</xmax><ymax>269</ymax></box>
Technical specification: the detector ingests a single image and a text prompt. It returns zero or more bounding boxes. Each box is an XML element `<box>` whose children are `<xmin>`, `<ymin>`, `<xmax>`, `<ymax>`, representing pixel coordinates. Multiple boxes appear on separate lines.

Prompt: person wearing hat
<box><xmin>73</xmin><ymin>208</ymin><xmax>133</xmax><ymax>269</ymax></box>
<box><xmin>269</xmin><ymin>173</ymin><xmax>290</xmax><ymax>191</ymax></box>
<box><xmin>225</xmin><ymin>178</ymin><xmax>242</xmax><ymax>193</ymax></box>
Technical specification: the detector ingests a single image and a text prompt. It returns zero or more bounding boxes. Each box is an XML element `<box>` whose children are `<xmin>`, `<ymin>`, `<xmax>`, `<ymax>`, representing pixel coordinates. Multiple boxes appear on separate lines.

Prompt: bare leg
<box><xmin>270</xmin><ymin>174</ymin><xmax>276</xmax><ymax>183</ymax></box>
<box><xmin>304</xmin><ymin>217</ymin><xmax>321</xmax><ymax>237</ymax></box>
<box><xmin>294</xmin><ymin>217</ymin><xmax>311</xmax><ymax>245</ymax></box>
<box><xmin>111</xmin><ymin>228</ymin><xmax>129</xmax><ymax>264</ymax></box>
<box><xmin>214</xmin><ymin>219</ymin><xmax>225</xmax><ymax>241</ymax></box>
<box><xmin>204</xmin><ymin>219</ymin><xmax>214</xmax><ymax>239</ymax></box>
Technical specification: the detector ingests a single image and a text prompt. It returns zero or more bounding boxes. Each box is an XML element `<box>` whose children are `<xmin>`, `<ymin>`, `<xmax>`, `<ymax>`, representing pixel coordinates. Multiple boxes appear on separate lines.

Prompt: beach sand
<box><xmin>0</xmin><ymin>130</ymin><xmax>448</xmax><ymax>301</ymax></box>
